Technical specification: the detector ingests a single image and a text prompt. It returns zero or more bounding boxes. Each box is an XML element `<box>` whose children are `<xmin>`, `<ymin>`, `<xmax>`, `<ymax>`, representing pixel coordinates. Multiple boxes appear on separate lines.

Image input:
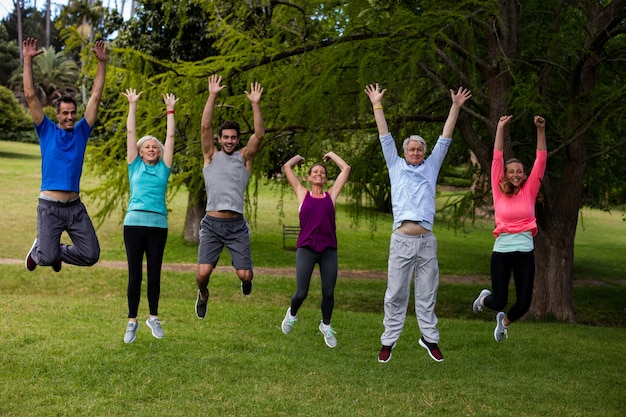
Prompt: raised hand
<box><xmin>364</xmin><ymin>83</ymin><xmax>387</xmax><ymax>105</ymax></box>
<box><xmin>23</xmin><ymin>38</ymin><xmax>43</xmax><ymax>60</ymax></box>
<box><xmin>245</xmin><ymin>82</ymin><xmax>264</xmax><ymax>104</ymax></box>
<box><xmin>450</xmin><ymin>86</ymin><xmax>472</xmax><ymax>107</ymax></box>
<box><xmin>92</xmin><ymin>39</ymin><xmax>107</xmax><ymax>62</ymax></box>
<box><xmin>208</xmin><ymin>74</ymin><xmax>226</xmax><ymax>96</ymax></box>
<box><xmin>122</xmin><ymin>88</ymin><xmax>142</xmax><ymax>104</ymax></box>
<box><xmin>162</xmin><ymin>93</ymin><xmax>179</xmax><ymax>110</ymax></box>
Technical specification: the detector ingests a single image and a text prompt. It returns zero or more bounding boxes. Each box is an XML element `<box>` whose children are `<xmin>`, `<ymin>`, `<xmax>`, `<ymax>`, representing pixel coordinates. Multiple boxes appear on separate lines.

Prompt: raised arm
<box><xmin>22</xmin><ymin>38</ymin><xmax>45</xmax><ymax>125</ymax></box>
<box><xmin>494</xmin><ymin>115</ymin><xmax>513</xmax><ymax>151</ymax></box>
<box><xmin>283</xmin><ymin>155</ymin><xmax>308</xmax><ymax>203</ymax></box>
<box><xmin>162</xmin><ymin>93</ymin><xmax>179</xmax><ymax>167</ymax></box>
<box><xmin>122</xmin><ymin>88</ymin><xmax>142</xmax><ymax>163</ymax></box>
<box><xmin>201</xmin><ymin>74</ymin><xmax>225</xmax><ymax>167</ymax></box>
<box><xmin>441</xmin><ymin>86</ymin><xmax>472</xmax><ymax>139</ymax></box>
<box><xmin>324</xmin><ymin>151</ymin><xmax>351</xmax><ymax>203</ymax></box>
<box><xmin>534</xmin><ymin>115</ymin><xmax>546</xmax><ymax>151</ymax></box>
<box><xmin>241</xmin><ymin>82</ymin><xmax>265</xmax><ymax>163</ymax></box>
<box><xmin>364</xmin><ymin>83</ymin><xmax>389</xmax><ymax>136</ymax></box>
<box><xmin>84</xmin><ymin>40</ymin><xmax>107</xmax><ymax>127</ymax></box>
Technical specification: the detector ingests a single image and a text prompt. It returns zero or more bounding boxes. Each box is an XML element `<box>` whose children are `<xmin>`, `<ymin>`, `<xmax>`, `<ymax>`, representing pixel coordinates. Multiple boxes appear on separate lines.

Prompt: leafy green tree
<box><xmin>86</xmin><ymin>0</ymin><xmax>626</xmax><ymax>321</ymax></box>
<box><xmin>0</xmin><ymin>25</ymin><xmax>20</xmax><ymax>86</ymax></box>
<box><xmin>9</xmin><ymin>46</ymin><xmax>80</xmax><ymax>107</ymax></box>
<box><xmin>1</xmin><ymin>5</ymin><xmax>62</xmax><ymax>51</ymax></box>
<box><xmin>0</xmin><ymin>85</ymin><xmax>37</xmax><ymax>142</ymax></box>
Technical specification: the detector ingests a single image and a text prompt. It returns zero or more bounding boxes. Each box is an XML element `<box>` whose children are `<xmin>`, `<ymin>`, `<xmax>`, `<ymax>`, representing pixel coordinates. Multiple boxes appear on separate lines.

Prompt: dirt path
<box><xmin>4</xmin><ymin>258</ymin><xmax>619</xmax><ymax>286</ymax></box>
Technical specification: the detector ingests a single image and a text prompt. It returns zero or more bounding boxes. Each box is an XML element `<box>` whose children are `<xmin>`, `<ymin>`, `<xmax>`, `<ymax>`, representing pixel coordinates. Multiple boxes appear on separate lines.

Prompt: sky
<box><xmin>0</xmin><ymin>0</ymin><xmax>131</xmax><ymax>21</ymax></box>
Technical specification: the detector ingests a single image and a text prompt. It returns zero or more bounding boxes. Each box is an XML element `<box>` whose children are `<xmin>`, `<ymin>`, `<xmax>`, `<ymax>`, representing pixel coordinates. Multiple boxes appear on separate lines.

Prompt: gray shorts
<box><xmin>197</xmin><ymin>215</ymin><xmax>253</xmax><ymax>270</ymax></box>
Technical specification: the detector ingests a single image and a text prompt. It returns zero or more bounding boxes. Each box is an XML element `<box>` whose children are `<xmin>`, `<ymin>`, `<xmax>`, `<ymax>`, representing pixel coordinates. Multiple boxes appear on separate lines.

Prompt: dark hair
<box><xmin>54</xmin><ymin>96</ymin><xmax>77</xmax><ymax>113</ymax></box>
<box><xmin>308</xmin><ymin>163</ymin><xmax>327</xmax><ymax>175</ymax></box>
<box><xmin>218</xmin><ymin>120</ymin><xmax>241</xmax><ymax>137</ymax></box>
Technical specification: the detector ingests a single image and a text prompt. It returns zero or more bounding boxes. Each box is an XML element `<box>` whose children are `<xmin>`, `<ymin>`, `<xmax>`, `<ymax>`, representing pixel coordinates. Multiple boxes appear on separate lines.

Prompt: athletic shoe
<box><xmin>472</xmin><ymin>289</ymin><xmax>491</xmax><ymax>314</ymax></box>
<box><xmin>419</xmin><ymin>337</ymin><xmax>444</xmax><ymax>362</ymax></box>
<box><xmin>52</xmin><ymin>260</ymin><xmax>62</xmax><ymax>273</ymax></box>
<box><xmin>319</xmin><ymin>322</ymin><xmax>337</xmax><ymax>348</ymax></box>
<box><xmin>241</xmin><ymin>279</ymin><xmax>253</xmax><ymax>296</ymax></box>
<box><xmin>494</xmin><ymin>312</ymin><xmax>508</xmax><ymax>342</ymax></box>
<box><xmin>146</xmin><ymin>317</ymin><xmax>164</xmax><ymax>339</ymax></box>
<box><xmin>25</xmin><ymin>239</ymin><xmax>37</xmax><ymax>271</ymax></box>
<box><xmin>281</xmin><ymin>307</ymin><xmax>298</xmax><ymax>334</ymax></box>
<box><xmin>195</xmin><ymin>290</ymin><xmax>208</xmax><ymax>319</ymax></box>
<box><xmin>123</xmin><ymin>321</ymin><xmax>139</xmax><ymax>344</ymax></box>
<box><xmin>377</xmin><ymin>343</ymin><xmax>396</xmax><ymax>363</ymax></box>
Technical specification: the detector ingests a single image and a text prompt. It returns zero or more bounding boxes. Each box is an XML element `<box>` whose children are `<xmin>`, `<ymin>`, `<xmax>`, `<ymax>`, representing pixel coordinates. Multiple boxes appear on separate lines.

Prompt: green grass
<box><xmin>1</xmin><ymin>265</ymin><xmax>625</xmax><ymax>417</ymax></box>
<box><xmin>1</xmin><ymin>140</ymin><xmax>625</xmax><ymax>416</ymax></box>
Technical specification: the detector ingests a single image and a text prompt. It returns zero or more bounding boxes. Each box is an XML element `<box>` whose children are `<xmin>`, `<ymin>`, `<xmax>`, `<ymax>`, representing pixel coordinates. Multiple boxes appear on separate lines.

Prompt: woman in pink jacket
<box><xmin>472</xmin><ymin>115</ymin><xmax>547</xmax><ymax>342</ymax></box>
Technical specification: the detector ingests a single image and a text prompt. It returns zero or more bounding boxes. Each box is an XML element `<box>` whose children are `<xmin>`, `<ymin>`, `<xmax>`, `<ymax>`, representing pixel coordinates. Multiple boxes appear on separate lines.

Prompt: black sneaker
<box><xmin>241</xmin><ymin>279</ymin><xmax>253</xmax><ymax>296</ymax></box>
<box><xmin>25</xmin><ymin>239</ymin><xmax>37</xmax><ymax>271</ymax></box>
<box><xmin>52</xmin><ymin>260</ymin><xmax>62</xmax><ymax>272</ymax></box>
<box><xmin>419</xmin><ymin>337</ymin><xmax>444</xmax><ymax>362</ymax></box>
<box><xmin>195</xmin><ymin>290</ymin><xmax>208</xmax><ymax>319</ymax></box>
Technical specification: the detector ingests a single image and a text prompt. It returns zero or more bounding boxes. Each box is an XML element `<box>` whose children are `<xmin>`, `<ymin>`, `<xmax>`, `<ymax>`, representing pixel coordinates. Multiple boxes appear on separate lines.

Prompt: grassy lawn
<box><xmin>1</xmin><ymin>140</ymin><xmax>625</xmax><ymax>416</ymax></box>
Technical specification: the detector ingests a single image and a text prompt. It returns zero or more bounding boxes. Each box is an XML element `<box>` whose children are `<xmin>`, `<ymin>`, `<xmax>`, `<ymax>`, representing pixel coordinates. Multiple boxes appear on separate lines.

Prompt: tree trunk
<box><xmin>183</xmin><ymin>189</ymin><xmax>205</xmax><ymax>244</ymax></box>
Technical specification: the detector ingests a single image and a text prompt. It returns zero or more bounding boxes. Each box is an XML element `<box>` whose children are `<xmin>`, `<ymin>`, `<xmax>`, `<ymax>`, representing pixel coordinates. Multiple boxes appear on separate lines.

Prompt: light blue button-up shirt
<box><xmin>379</xmin><ymin>133</ymin><xmax>451</xmax><ymax>231</ymax></box>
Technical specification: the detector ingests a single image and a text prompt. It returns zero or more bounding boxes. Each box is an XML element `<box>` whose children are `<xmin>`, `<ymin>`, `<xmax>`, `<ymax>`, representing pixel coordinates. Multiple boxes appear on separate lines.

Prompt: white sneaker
<box><xmin>494</xmin><ymin>312</ymin><xmax>508</xmax><ymax>342</ymax></box>
<box><xmin>124</xmin><ymin>321</ymin><xmax>138</xmax><ymax>344</ymax></box>
<box><xmin>281</xmin><ymin>308</ymin><xmax>298</xmax><ymax>334</ymax></box>
<box><xmin>319</xmin><ymin>321</ymin><xmax>337</xmax><ymax>348</ymax></box>
<box><xmin>473</xmin><ymin>289</ymin><xmax>491</xmax><ymax>314</ymax></box>
<box><xmin>146</xmin><ymin>317</ymin><xmax>164</xmax><ymax>339</ymax></box>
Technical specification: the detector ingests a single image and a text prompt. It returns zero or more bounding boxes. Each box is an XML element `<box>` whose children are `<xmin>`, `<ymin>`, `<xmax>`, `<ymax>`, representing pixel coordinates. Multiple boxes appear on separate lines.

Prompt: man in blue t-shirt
<box><xmin>22</xmin><ymin>37</ymin><xmax>107</xmax><ymax>272</ymax></box>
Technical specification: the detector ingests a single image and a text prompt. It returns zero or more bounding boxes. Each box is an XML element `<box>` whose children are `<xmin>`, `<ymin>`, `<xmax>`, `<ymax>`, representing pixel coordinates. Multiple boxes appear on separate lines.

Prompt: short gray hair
<box><xmin>402</xmin><ymin>135</ymin><xmax>427</xmax><ymax>154</ymax></box>
<box><xmin>137</xmin><ymin>135</ymin><xmax>165</xmax><ymax>161</ymax></box>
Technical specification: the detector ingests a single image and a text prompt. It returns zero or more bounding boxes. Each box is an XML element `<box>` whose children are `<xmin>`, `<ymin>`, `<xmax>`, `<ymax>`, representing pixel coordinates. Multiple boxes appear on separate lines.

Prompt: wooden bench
<box><xmin>282</xmin><ymin>224</ymin><xmax>300</xmax><ymax>250</ymax></box>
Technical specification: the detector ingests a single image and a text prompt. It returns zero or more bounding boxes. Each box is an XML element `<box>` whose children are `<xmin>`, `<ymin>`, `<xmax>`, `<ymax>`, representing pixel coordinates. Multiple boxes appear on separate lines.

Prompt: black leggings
<box><xmin>290</xmin><ymin>247</ymin><xmax>338</xmax><ymax>325</ymax></box>
<box><xmin>124</xmin><ymin>226</ymin><xmax>168</xmax><ymax>318</ymax></box>
<box><xmin>485</xmin><ymin>251</ymin><xmax>535</xmax><ymax>323</ymax></box>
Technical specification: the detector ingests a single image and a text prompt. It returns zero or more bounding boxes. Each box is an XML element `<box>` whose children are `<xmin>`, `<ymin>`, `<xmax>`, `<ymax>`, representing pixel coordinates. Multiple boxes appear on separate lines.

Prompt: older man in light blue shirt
<box><xmin>365</xmin><ymin>84</ymin><xmax>472</xmax><ymax>363</ymax></box>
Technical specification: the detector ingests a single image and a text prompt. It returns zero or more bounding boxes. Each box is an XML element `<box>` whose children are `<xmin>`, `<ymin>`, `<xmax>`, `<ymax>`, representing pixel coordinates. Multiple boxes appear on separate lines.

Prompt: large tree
<box><xmin>87</xmin><ymin>0</ymin><xmax>626</xmax><ymax>322</ymax></box>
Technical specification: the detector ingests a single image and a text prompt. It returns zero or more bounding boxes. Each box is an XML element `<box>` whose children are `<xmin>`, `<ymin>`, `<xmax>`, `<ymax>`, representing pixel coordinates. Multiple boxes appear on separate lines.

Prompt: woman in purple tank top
<box><xmin>280</xmin><ymin>152</ymin><xmax>351</xmax><ymax>348</ymax></box>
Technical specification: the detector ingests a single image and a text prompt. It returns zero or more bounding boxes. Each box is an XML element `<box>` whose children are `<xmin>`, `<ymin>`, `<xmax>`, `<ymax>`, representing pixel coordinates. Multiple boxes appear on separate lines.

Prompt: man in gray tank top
<box><xmin>195</xmin><ymin>74</ymin><xmax>265</xmax><ymax>319</ymax></box>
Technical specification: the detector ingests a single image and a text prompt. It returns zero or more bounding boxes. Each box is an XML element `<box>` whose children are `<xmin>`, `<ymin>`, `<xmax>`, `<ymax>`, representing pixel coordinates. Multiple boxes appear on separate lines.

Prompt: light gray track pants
<box><xmin>380</xmin><ymin>231</ymin><xmax>440</xmax><ymax>346</ymax></box>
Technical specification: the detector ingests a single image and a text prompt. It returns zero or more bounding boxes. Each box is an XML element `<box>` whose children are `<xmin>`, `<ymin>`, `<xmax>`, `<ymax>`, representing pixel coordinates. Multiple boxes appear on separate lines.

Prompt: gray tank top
<box><xmin>203</xmin><ymin>151</ymin><xmax>250</xmax><ymax>213</ymax></box>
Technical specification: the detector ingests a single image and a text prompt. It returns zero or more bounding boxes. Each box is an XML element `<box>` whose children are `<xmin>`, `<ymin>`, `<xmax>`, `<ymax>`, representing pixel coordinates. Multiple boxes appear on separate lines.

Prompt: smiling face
<box><xmin>218</xmin><ymin>129</ymin><xmax>240</xmax><ymax>155</ymax></box>
<box><xmin>56</xmin><ymin>101</ymin><xmax>77</xmax><ymax>131</ymax></box>
<box><xmin>138</xmin><ymin>138</ymin><xmax>161</xmax><ymax>164</ymax></box>
<box><xmin>307</xmin><ymin>164</ymin><xmax>328</xmax><ymax>186</ymax></box>
<box><xmin>505</xmin><ymin>161</ymin><xmax>526</xmax><ymax>190</ymax></box>
<box><xmin>404</xmin><ymin>139</ymin><xmax>426</xmax><ymax>166</ymax></box>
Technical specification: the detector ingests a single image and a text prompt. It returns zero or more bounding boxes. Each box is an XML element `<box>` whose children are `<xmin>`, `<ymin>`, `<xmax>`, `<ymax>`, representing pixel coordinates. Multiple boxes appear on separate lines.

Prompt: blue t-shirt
<box><xmin>35</xmin><ymin>116</ymin><xmax>93</xmax><ymax>192</ymax></box>
<box><xmin>124</xmin><ymin>157</ymin><xmax>171</xmax><ymax>228</ymax></box>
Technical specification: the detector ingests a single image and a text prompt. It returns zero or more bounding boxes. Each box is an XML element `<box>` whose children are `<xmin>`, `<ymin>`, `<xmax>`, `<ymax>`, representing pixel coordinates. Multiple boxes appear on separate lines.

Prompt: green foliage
<box><xmin>8</xmin><ymin>46</ymin><xmax>80</xmax><ymax>107</ymax></box>
<box><xmin>0</xmin><ymin>24</ymin><xmax>20</xmax><ymax>86</ymax></box>
<box><xmin>0</xmin><ymin>86</ymin><xmax>37</xmax><ymax>143</ymax></box>
<box><xmin>0</xmin><ymin>5</ymin><xmax>63</xmax><ymax>51</ymax></box>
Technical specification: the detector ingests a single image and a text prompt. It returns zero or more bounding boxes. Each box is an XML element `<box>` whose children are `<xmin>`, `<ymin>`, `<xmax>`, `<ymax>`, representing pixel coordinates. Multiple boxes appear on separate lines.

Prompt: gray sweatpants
<box><xmin>380</xmin><ymin>231</ymin><xmax>440</xmax><ymax>346</ymax></box>
<box><xmin>31</xmin><ymin>197</ymin><xmax>100</xmax><ymax>267</ymax></box>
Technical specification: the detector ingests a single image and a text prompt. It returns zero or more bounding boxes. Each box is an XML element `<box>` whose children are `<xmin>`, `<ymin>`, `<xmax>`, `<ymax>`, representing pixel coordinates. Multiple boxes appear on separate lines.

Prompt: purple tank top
<box><xmin>296</xmin><ymin>192</ymin><xmax>337</xmax><ymax>252</ymax></box>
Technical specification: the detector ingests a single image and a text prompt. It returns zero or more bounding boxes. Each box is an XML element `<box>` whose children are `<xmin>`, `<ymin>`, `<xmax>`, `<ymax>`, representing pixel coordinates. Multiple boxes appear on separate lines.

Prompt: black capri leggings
<box><xmin>485</xmin><ymin>250</ymin><xmax>535</xmax><ymax>323</ymax></box>
<box><xmin>290</xmin><ymin>246</ymin><xmax>338</xmax><ymax>325</ymax></box>
<box><xmin>124</xmin><ymin>226</ymin><xmax>168</xmax><ymax>318</ymax></box>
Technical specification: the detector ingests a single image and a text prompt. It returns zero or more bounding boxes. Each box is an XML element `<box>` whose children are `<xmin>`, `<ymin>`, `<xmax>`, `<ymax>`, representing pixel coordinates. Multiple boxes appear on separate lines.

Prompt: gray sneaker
<box><xmin>124</xmin><ymin>321</ymin><xmax>139</xmax><ymax>344</ymax></box>
<box><xmin>494</xmin><ymin>311</ymin><xmax>508</xmax><ymax>342</ymax></box>
<box><xmin>473</xmin><ymin>289</ymin><xmax>491</xmax><ymax>314</ymax></box>
<box><xmin>319</xmin><ymin>321</ymin><xmax>337</xmax><ymax>348</ymax></box>
<box><xmin>146</xmin><ymin>317</ymin><xmax>164</xmax><ymax>339</ymax></box>
<box><xmin>195</xmin><ymin>290</ymin><xmax>208</xmax><ymax>319</ymax></box>
<box><xmin>281</xmin><ymin>307</ymin><xmax>298</xmax><ymax>334</ymax></box>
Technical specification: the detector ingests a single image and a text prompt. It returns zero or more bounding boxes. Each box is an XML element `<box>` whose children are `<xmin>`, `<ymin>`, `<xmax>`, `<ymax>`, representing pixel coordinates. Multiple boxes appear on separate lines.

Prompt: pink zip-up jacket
<box><xmin>491</xmin><ymin>149</ymin><xmax>547</xmax><ymax>238</ymax></box>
